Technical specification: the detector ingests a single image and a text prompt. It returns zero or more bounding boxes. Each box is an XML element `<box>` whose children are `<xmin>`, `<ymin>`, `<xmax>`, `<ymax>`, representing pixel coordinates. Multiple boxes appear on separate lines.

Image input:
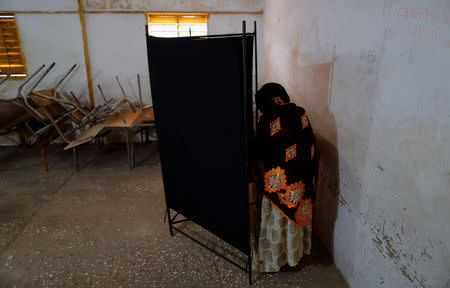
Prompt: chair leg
<box><xmin>40</xmin><ymin>135</ymin><xmax>53</xmax><ymax>172</ymax></box>
<box><xmin>131</xmin><ymin>134</ymin><xmax>135</xmax><ymax>169</ymax></box>
<box><xmin>125</xmin><ymin>129</ymin><xmax>132</xmax><ymax>171</ymax></box>
<box><xmin>73</xmin><ymin>147</ymin><xmax>79</xmax><ymax>171</ymax></box>
<box><xmin>19</xmin><ymin>130</ymin><xmax>25</xmax><ymax>147</ymax></box>
<box><xmin>41</xmin><ymin>146</ymin><xmax>48</xmax><ymax>172</ymax></box>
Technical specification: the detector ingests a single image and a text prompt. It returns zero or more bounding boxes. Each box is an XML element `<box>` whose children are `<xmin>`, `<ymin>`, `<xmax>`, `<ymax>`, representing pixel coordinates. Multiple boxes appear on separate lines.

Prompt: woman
<box><xmin>255</xmin><ymin>82</ymin><xmax>319</xmax><ymax>272</ymax></box>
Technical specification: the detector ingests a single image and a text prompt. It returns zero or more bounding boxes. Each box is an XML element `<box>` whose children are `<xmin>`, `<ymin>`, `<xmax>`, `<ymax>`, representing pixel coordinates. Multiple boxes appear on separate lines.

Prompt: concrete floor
<box><xmin>0</xmin><ymin>143</ymin><xmax>348</xmax><ymax>287</ymax></box>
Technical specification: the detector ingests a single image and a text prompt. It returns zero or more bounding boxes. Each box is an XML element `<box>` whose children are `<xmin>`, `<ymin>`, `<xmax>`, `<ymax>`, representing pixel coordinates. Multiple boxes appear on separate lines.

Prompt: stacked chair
<box><xmin>1</xmin><ymin>66</ymin><xmax>154</xmax><ymax>171</ymax></box>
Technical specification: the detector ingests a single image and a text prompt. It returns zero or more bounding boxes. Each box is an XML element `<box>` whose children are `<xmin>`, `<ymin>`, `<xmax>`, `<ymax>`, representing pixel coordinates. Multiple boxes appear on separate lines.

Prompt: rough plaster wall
<box><xmin>85</xmin><ymin>13</ymin><xmax>151</xmax><ymax>106</ymax></box>
<box><xmin>82</xmin><ymin>0</ymin><xmax>264</xmax><ymax>11</ymax></box>
<box><xmin>263</xmin><ymin>0</ymin><xmax>449</xmax><ymax>287</ymax></box>
<box><xmin>0</xmin><ymin>0</ymin><xmax>78</xmax><ymax>11</ymax></box>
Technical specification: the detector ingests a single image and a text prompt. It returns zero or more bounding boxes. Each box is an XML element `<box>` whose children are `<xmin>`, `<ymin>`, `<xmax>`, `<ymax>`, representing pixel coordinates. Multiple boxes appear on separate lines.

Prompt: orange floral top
<box><xmin>256</xmin><ymin>83</ymin><xmax>319</xmax><ymax>227</ymax></box>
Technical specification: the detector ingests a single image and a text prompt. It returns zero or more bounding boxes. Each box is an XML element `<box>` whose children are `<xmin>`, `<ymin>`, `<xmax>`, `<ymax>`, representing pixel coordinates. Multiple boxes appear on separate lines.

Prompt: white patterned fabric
<box><xmin>256</xmin><ymin>197</ymin><xmax>312</xmax><ymax>272</ymax></box>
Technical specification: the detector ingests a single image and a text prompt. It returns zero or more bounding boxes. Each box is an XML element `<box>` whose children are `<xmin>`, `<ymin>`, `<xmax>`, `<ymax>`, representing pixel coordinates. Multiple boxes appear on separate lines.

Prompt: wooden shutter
<box><xmin>148</xmin><ymin>13</ymin><xmax>208</xmax><ymax>37</ymax></box>
<box><xmin>148</xmin><ymin>15</ymin><xmax>178</xmax><ymax>37</ymax></box>
<box><xmin>0</xmin><ymin>14</ymin><xmax>27</xmax><ymax>77</ymax></box>
<box><xmin>178</xmin><ymin>15</ymin><xmax>207</xmax><ymax>37</ymax></box>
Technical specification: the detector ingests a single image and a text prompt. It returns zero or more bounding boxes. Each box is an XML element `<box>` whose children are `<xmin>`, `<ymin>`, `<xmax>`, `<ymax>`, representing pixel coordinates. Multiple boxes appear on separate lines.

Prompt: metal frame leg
<box><xmin>131</xmin><ymin>131</ymin><xmax>135</xmax><ymax>169</ymax></box>
<box><xmin>97</xmin><ymin>136</ymin><xmax>103</xmax><ymax>148</ymax></box>
<box><xmin>19</xmin><ymin>130</ymin><xmax>26</xmax><ymax>147</ymax></box>
<box><xmin>41</xmin><ymin>146</ymin><xmax>48</xmax><ymax>172</ymax></box>
<box><xmin>40</xmin><ymin>135</ymin><xmax>53</xmax><ymax>172</ymax></box>
<box><xmin>73</xmin><ymin>147</ymin><xmax>79</xmax><ymax>171</ymax></box>
<box><xmin>248</xmin><ymin>253</ymin><xmax>252</xmax><ymax>284</ymax></box>
<box><xmin>169</xmin><ymin>211</ymin><xmax>252</xmax><ymax>282</ymax></box>
<box><xmin>125</xmin><ymin>129</ymin><xmax>131</xmax><ymax>171</ymax></box>
<box><xmin>167</xmin><ymin>209</ymin><xmax>174</xmax><ymax>236</ymax></box>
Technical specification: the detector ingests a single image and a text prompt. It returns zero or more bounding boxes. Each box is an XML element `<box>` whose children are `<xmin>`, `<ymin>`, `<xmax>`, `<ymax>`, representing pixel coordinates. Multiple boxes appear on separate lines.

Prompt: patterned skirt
<box><xmin>255</xmin><ymin>197</ymin><xmax>312</xmax><ymax>272</ymax></box>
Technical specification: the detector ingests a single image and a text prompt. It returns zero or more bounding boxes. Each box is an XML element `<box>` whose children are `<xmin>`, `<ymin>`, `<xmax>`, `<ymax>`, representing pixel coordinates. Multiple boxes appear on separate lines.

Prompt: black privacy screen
<box><xmin>147</xmin><ymin>35</ymin><xmax>253</xmax><ymax>255</ymax></box>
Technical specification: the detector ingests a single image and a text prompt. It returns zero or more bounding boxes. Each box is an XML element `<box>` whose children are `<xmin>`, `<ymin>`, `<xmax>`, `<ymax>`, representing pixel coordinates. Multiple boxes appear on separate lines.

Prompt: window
<box><xmin>0</xmin><ymin>14</ymin><xmax>27</xmax><ymax>79</ymax></box>
<box><xmin>147</xmin><ymin>13</ymin><xmax>208</xmax><ymax>38</ymax></box>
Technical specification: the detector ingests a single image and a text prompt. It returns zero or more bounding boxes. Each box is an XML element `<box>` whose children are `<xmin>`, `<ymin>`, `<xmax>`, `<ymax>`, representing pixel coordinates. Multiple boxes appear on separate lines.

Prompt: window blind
<box><xmin>148</xmin><ymin>14</ymin><xmax>208</xmax><ymax>37</ymax></box>
<box><xmin>0</xmin><ymin>14</ymin><xmax>26</xmax><ymax>78</ymax></box>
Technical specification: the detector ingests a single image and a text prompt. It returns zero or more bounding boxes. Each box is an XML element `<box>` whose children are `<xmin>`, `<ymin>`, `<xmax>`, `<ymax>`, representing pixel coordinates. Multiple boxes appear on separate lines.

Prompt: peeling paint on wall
<box><xmin>371</xmin><ymin>221</ymin><xmax>429</xmax><ymax>287</ymax></box>
<box><xmin>84</xmin><ymin>0</ymin><xmax>151</xmax><ymax>10</ymax></box>
<box><xmin>82</xmin><ymin>0</ymin><xmax>264</xmax><ymax>11</ymax></box>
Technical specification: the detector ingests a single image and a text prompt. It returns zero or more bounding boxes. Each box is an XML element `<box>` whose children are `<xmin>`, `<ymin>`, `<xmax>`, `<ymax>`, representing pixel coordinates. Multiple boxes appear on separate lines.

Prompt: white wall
<box><xmin>86</xmin><ymin>13</ymin><xmax>150</xmax><ymax>106</ymax></box>
<box><xmin>0</xmin><ymin>0</ymin><xmax>78</xmax><ymax>11</ymax></box>
<box><xmin>263</xmin><ymin>1</ymin><xmax>449</xmax><ymax>287</ymax></box>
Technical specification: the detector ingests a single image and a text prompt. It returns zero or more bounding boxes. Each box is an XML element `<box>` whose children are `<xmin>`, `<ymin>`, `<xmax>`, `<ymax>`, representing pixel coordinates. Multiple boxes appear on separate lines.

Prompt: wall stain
<box><xmin>83</xmin><ymin>0</ymin><xmax>263</xmax><ymax>10</ymax></box>
<box><xmin>85</xmin><ymin>0</ymin><xmax>108</xmax><ymax>9</ymax></box>
<box><xmin>371</xmin><ymin>222</ymin><xmax>430</xmax><ymax>288</ymax></box>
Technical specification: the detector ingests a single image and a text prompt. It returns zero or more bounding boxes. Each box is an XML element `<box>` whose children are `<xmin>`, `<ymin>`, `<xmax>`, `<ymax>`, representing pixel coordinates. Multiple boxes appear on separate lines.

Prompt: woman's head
<box><xmin>255</xmin><ymin>82</ymin><xmax>290</xmax><ymax>114</ymax></box>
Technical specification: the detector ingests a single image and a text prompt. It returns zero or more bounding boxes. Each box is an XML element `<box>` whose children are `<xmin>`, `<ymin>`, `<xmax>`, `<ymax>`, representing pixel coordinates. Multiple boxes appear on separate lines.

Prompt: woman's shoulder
<box><xmin>280</xmin><ymin>103</ymin><xmax>306</xmax><ymax>116</ymax></box>
<box><xmin>259</xmin><ymin>103</ymin><xmax>307</xmax><ymax>122</ymax></box>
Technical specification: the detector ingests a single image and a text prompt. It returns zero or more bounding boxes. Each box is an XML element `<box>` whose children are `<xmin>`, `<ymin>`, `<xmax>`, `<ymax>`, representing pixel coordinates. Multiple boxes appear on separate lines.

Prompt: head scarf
<box><xmin>255</xmin><ymin>82</ymin><xmax>291</xmax><ymax>114</ymax></box>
